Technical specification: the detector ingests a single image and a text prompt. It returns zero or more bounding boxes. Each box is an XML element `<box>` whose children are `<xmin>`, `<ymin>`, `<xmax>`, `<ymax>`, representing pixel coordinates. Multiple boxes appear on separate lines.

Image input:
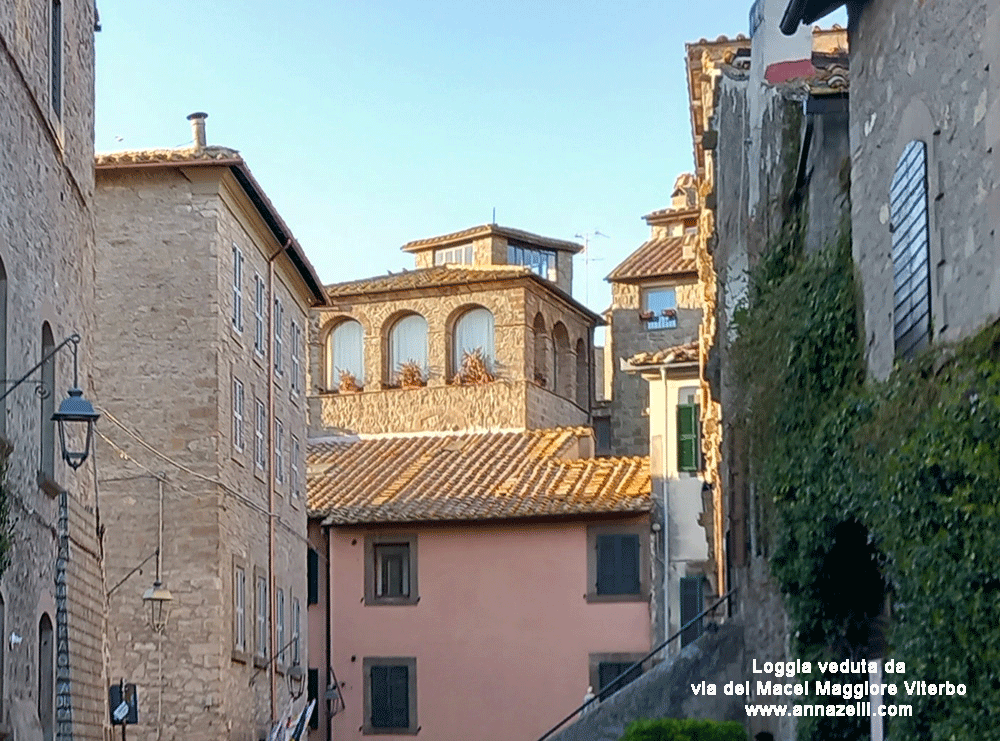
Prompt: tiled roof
<box><xmin>606</xmin><ymin>235</ymin><xmax>697</xmax><ymax>282</ymax></box>
<box><xmin>95</xmin><ymin>146</ymin><xmax>242</xmax><ymax>167</ymax></box>
<box><xmin>325</xmin><ymin>264</ymin><xmax>533</xmax><ymax>298</ymax></box>
<box><xmin>402</xmin><ymin>224</ymin><xmax>583</xmax><ymax>254</ymax></box>
<box><xmin>307</xmin><ymin>427</ymin><xmax>651</xmax><ymax>525</ymax></box>
<box><xmin>625</xmin><ymin>341</ymin><xmax>700</xmax><ymax>368</ymax></box>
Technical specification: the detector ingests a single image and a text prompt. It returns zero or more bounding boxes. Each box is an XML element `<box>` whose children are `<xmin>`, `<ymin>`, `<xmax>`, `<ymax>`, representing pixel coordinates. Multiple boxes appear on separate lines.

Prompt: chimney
<box><xmin>187</xmin><ymin>112</ymin><xmax>208</xmax><ymax>150</ymax></box>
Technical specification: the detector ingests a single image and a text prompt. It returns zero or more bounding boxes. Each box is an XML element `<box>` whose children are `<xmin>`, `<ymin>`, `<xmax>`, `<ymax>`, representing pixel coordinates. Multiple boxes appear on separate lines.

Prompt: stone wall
<box><xmin>849</xmin><ymin>0</ymin><xmax>1000</xmax><ymax>379</ymax></box>
<box><xmin>0</xmin><ymin>3</ymin><xmax>105</xmax><ymax>740</ymax></box>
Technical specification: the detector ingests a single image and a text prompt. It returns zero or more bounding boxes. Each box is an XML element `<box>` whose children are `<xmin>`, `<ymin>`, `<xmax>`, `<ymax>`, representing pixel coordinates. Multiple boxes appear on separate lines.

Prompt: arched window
<box><xmin>38</xmin><ymin>613</ymin><xmax>54</xmax><ymax>741</ymax></box>
<box><xmin>575</xmin><ymin>338</ymin><xmax>589</xmax><ymax>409</ymax></box>
<box><xmin>327</xmin><ymin>320</ymin><xmax>365</xmax><ymax>391</ymax></box>
<box><xmin>388</xmin><ymin>314</ymin><xmax>428</xmax><ymax>386</ymax></box>
<box><xmin>552</xmin><ymin>323</ymin><xmax>571</xmax><ymax>397</ymax></box>
<box><xmin>40</xmin><ymin>323</ymin><xmax>55</xmax><ymax>479</ymax></box>
<box><xmin>532</xmin><ymin>314</ymin><xmax>549</xmax><ymax>387</ymax></box>
<box><xmin>453</xmin><ymin>308</ymin><xmax>495</xmax><ymax>379</ymax></box>
<box><xmin>891</xmin><ymin>140</ymin><xmax>931</xmax><ymax>358</ymax></box>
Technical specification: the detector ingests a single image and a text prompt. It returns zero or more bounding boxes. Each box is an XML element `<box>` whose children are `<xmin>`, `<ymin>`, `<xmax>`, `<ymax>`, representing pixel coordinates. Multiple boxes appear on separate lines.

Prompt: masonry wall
<box><xmin>849</xmin><ymin>0</ymin><xmax>1000</xmax><ymax>379</ymax></box>
<box><xmin>0</xmin><ymin>3</ymin><xmax>105</xmax><ymax>740</ymax></box>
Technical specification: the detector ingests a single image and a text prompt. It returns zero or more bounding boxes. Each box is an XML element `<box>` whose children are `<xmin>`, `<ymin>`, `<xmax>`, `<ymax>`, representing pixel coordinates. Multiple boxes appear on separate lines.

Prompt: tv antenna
<box><xmin>573</xmin><ymin>230</ymin><xmax>608</xmax><ymax>306</ymax></box>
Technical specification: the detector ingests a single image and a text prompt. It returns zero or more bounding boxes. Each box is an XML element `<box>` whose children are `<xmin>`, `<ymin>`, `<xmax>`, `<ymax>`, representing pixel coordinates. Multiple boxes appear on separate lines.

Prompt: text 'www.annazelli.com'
<box><xmin>744</xmin><ymin>703</ymin><xmax>913</xmax><ymax>718</ymax></box>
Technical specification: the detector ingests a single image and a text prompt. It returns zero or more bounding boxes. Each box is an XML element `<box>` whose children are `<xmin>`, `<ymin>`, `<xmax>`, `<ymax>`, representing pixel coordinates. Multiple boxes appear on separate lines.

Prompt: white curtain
<box><xmin>328</xmin><ymin>320</ymin><xmax>364</xmax><ymax>387</ymax></box>
<box><xmin>453</xmin><ymin>308</ymin><xmax>495</xmax><ymax>371</ymax></box>
<box><xmin>389</xmin><ymin>314</ymin><xmax>428</xmax><ymax>375</ymax></box>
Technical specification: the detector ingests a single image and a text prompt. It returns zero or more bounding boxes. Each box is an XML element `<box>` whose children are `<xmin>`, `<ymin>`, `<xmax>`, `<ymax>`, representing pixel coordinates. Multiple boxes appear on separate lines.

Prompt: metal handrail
<box><xmin>536</xmin><ymin>588</ymin><xmax>737</xmax><ymax>741</ymax></box>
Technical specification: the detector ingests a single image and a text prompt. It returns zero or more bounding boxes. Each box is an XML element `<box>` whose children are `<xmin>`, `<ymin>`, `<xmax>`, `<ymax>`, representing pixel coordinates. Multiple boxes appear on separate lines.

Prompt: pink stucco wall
<box><xmin>323</xmin><ymin>516</ymin><xmax>652</xmax><ymax>741</ymax></box>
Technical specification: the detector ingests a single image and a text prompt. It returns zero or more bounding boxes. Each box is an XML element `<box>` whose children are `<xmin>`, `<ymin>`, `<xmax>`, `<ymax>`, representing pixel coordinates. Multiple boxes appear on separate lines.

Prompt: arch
<box><xmin>552</xmin><ymin>323</ymin><xmax>571</xmax><ymax>397</ymax></box>
<box><xmin>38</xmin><ymin>613</ymin><xmax>54</xmax><ymax>741</ymax></box>
<box><xmin>890</xmin><ymin>139</ymin><xmax>931</xmax><ymax>358</ymax></box>
<box><xmin>575</xmin><ymin>337</ymin><xmax>589</xmax><ymax>409</ymax></box>
<box><xmin>326</xmin><ymin>318</ymin><xmax>365</xmax><ymax>391</ymax></box>
<box><xmin>451</xmin><ymin>306</ymin><xmax>495</xmax><ymax>380</ymax></box>
<box><xmin>387</xmin><ymin>313</ymin><xmax>428</xmax><ymax>386</ymax></box>
<box><xmin>532</xmin><ymin>313</ymin><xmax>549</xmax><ymax>387</ymax></box>
<box><xmin>40</xmin><ymin>323</ymin><xmax>55</xmax><ymax>479</ymax></box>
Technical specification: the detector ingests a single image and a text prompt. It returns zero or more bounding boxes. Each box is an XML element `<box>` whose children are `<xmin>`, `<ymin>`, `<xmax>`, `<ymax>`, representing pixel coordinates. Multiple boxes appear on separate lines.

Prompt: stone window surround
<box><xmin>364</xmin><ymin>534</ymin><xmax>419</xmax><ymax>606</ymax></box>
<box><xmin>588</xmin><ymin>652</ymin><xmax>647</xmax><ymax>699</ymax></box>
<box><xmin>275</xmin><ymin>586</ymin><xmax>286</xmax><ymax>674</ymax></box>
<box><xmin>253</xmin><ymin>566</ymin><xmax>268</xmax><ymax>668</ymax></box>
<box><xmin>232</xmin><ymin>555</ymin><xmax>248</xmax><ymax>662</ymax></box>
<box><xmin>586</xmin><ymin>522</ymin><xmax>650</xmax><ymax>604</ymax></box>
<box><xmin>362</xmin><ymin>656</ymin><xmax>418</xmax><ymax>736</ymax></box>
<box><xmin>232</xmin><ymin>375</ymin><xmax>245</xmax><ymax>454</ymax></box>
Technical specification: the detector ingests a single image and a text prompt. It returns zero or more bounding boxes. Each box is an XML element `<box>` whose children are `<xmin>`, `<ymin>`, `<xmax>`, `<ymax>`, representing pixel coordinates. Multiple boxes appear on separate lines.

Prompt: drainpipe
<box><xmin>324</xmin><ymin>525</ymin><xmax>332</xmax><ymax>741</ymax></box>
<box><xmin>660</xmin><ymin>367</ymin><xmax>671</xmax><ymax>654</ymax></box>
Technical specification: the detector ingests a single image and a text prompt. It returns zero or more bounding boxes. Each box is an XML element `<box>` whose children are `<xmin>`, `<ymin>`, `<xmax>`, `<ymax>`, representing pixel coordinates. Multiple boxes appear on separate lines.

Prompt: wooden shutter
<box><xmin>596</xmin><ymin>534</ymin><xmax>640</xmax><ymax>595</ymax></box>
<box><xmin>891</xmin><ymin>140</ymin><xmax>931</xmax><ymax>358</ymax></box>
<box><xmin>307</xmin><ymin>549</ymin><xmax>319</xmax><ymax>605</ymax></box>
<box><xmin>598</xmin><ymin>661</ymin><xmax>642</xmax><ymax>700</ymax></box>
<box><xmin>677</xmin><ymin>404</ymin><xmax>699</xmax><ymax>472</ymax></box>
<box><xmin>308</xmin><ymin>668</ymin><xmax>319</xmax><ymax>729</ymax></box>
<box><xmin>371</xmin><ymin>665</ymin><xmax>409</xmax><ymax>729</ymax></box>
<box><xmin>680</xmin><ymin>576</ymin><xmax>704</xmax><ymax>647</ymax></box>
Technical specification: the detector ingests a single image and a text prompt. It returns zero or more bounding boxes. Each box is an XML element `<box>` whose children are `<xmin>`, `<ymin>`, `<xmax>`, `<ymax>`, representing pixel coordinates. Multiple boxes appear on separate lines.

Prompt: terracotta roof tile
<box><xmin>325</xmin><ymin>264</ymin><xmax>533</xmax><ymax>298</ymax></box>
<box><xmin>95</xmin><ymin>146</ymin><xmax>242</xmax><ymax>167</ymax></box>
<box><xmin>625</xmin><ymin>341</ymin><xmax>700</xmax><ymax>368</ymax></box>
<box><xmin>401</xmin><ymin>224</ymin><xmax>583</xmax><ymax>254</ymax></box>
<box><xmin>606</xmin><ymin>235</ymin><xmax>697</xmax><ymax>282</ymax></box>
<box><xmin>307</xmin><ymin>427</ymin><xmax>651</xmax><ymax>524</ymax></box>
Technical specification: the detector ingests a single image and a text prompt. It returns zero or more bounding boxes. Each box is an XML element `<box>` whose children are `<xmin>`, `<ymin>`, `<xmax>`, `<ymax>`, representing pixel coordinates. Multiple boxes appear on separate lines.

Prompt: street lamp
<box><xmin>142</xmin><ymin>579</ymin><xmax>173</xmax><ymax>633</ymax></box>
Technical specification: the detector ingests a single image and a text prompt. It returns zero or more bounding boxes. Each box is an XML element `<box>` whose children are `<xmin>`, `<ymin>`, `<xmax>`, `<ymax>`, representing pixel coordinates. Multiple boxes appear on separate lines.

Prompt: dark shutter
<box><xmin>307</xmin><ymin>548</ymin><xmax>319</xmax><ymax>605</ymax></box>
<box><xmin>677</xmin><ymin>404</ymin><xmax>699</xmax><ymax>472</ymax></box>
<box><xmin>307</xmin><ymin>669</ymin><xmax>319</xmax><ymax>729</ymax></box>
<box><xmin>598</xmin><ymin>662</ymin><xmax>642</xmax><ymax>700</ymax></box>
<box><xmin>371</xmin><ymin>665</ymin><xmax>409</xmax><ymax>729</ymax></box>
<box><xmin>596</xmin><ymin>534</ymin><xmax>640</xmax><ymax>595</ymax></box>
<box><xmin>680</xmin><ymin>576</ymin><xmax>704</xmax><ymax>647</ymax></box>
<box><xmin>891</xmin><ymin>140</ymin><xmax>931</xmax><ymax>358</ymax></box>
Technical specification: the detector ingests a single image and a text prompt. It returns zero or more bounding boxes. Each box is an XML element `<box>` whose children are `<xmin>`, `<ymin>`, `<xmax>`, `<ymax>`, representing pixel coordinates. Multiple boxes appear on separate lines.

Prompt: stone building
<box><xmin>0</xmin><ymin>3</ymin><xmax>107</xmax><ymax>741</ymax></box>
<box><xmin>780</xmin><ymin>0</ymin><xmax>999</xmax><ymax>378</ymax></box>
<box><xmin>309</xmin><ymin>225</ymin><xmax>600</xmax><ymax>436</ymax></box>
<box><xmin>93</xmin><ymin>115</ymin><xmax>327</xmax><ymax>741</ymax></box>
<box><xmin>603</xmin><ymin>176</ymin><xmax>702</xmax><ymax>457</ymax></box>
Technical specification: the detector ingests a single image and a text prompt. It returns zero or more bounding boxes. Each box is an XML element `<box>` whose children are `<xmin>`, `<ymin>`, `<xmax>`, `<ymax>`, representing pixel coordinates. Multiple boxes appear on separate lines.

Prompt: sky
<box><xmin>94</xmin><ymin>1</ymin><xmax>834</xmax><ymax>326</ymax></box>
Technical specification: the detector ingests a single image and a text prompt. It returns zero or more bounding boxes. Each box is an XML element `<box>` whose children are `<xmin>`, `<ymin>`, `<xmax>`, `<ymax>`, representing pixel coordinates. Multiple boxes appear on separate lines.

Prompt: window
<box><xmin>233</xmin><ymin>561</ymin><xmax>247</xmax><ymax>655</ymax></box>
<box><xmin>508</xmin><ymin>243</ymin><xmax>557</xmax><ymax>281</ymax></box>
<box><xmin>275</xmin><ymin>419</ymin><xmax>285</xmax><ymax>484</ymax></box>
<box><xmin>575</xmin><ymin>338</ymin><xmax>589</xmax><ymax>409</ymax></box>
<box><xmin>307</xmin><ymin>548</ymin><xmax>320</xmax><ymax>605</ymax></box>
<box><xmin>274</xmin><ymin>298</ymin><xmax>284</xmax><ymax>376</ymax></box>
<box><xmin>677</xmin><ymin>387</ymin><xmax>700</xmax><ymax>473</ymax></box>
<box><xmin>643</xmin><ymin>287</ymin><xmax>677</xmax><ymax>330</ymax></box>
<box><xmin>308</xmin><ymin>669</ymin><xmax>320</xmax><ymax>730</ymax></box>
<box><xmin>291</xmin><ymin>436</ymin><xmax>301</xmax><ymax>499</ymax></box>
<box><xmin>452</xmin><ymin>307</ymin><xmax>495</xmax><ymax>378</ymax></box>
<box><xmin>364</xmin><ymin>535</ymin><xmax>418</xmax><ymax>606</ymax></box>
<box><xmin>232</xmin><ymin>378</ymin><xmax>245</xmax><ymax>452</ymax></box>
<box><xmin>292</xmin><ymin>597</ymin><xmax>301</xmax><ymax>666</ymax></box>
<box><xmin>587</xmin><ymin>524</ymin><xmax>647</xmax><ymax>602</ymax></box>
<box><xmin>40</xmin><ymin>324</ymin><xmax>55</xmax><ymax>481</ymax></box>
<box><xmin>532</xmin><ymin>313</ymin><xmax>549</xmax><ymax>387</ymax></box>
<box><xmin>363</xmin><ymin>657</ymin><xmax>418</xmax><ymax>735</ymax></box>
<box><xmin>589</xmin><ymin>654</ymin><xmax>645</xmax><ymax>702</ymax></box>
<box><xmin>891</xmin><ymin>140</ymin><xmax>931</xmax><ymax>358</ymax></box>
<box><xmin>680</xmin><ymin>576</ymin><xmax>704</xmax><ymax>648</ymax></box>
<box><xmin>254</xmin><ymin>274</ymin><xmax>266</xmax><ymax>356</ymax></box>
<box><xmin>290</xmin><ymin>320</ymin><xmax>302</xmax><ymax>394</ymax></box>
<box><xmin>50</xmin><ymin>0</ymin><xmax>62</xmax><ymax>120</ymax></box>
<box><xmin>255</xmin><ymin>573</ymin><xmax>268</xmax><ymax>664</ymax></box>
<box><xmin>387</xmin><ymin>315</ymin><xmax>428</xmax><ymax>386</ymax></box>
<box><xmin>254</xmin><ymin>399</ymin><xmax>266</xmax><ymax>471</ymax></box>
<box><xmin>434</xmin><ymin>244</ymin><xmax>474</xmax><ymax>265</ymax></box>
<box><xmin>38</xmin><ymin>614</ymin><xmax>54</xmax><ymax>741</ymax></box>
<box><xmin>276</xmin><ymin>587</ymin><xmax>286</xmax><ymax>667</ymax></box>
<box><xmin>552</xmin><ymin>323</ymin><xmax>572</xmax><ymax>396</ymax></box>
<box><xmin>327</xmin><ymin>319</ymin><xmax>365</xmax><ymax>391</ymax></box>
<box><xmin>232</xmin><ymin>245</ymin><xmax>244</xmax><ymax>333</ymax></box>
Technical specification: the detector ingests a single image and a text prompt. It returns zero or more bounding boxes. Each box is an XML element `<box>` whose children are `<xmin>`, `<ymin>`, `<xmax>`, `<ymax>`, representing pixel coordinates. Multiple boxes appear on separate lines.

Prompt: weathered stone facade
<box><xmin>0</xmin><ymin>4</ymin><xmax>107</xmax><ymax>741</ymax></box>
<box><xmin>93</xmin><ymin>132</ymin><xmax>326</xmax><ymax>741</ymax></box>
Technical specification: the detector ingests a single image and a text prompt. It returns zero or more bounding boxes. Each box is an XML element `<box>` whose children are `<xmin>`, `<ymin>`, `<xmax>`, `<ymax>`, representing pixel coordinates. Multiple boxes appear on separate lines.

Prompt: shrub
<box><xmin>619</xmin><ymin>718</ymin><xmax>747</xmax><ymax>741</ymax></box>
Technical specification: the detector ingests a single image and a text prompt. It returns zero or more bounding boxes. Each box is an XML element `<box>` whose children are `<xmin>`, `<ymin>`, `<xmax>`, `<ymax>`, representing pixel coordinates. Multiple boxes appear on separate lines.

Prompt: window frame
<box><xmin>507</xmin><ymin>243</ymin><xmax>557</xmax><ymax>282</ymax></box>
<box><xmin>254</xmin><ymin>274</ymin><xmax>266</xmax><ymax>357</ymax></box>
<box><xmin>642</xmin><ymin>286</ymin><xmax>678</xmax><ymax>330</ymax></box>
<box><xmin>274</xmin><ymin>298</ymin><xmax>284</xmax><ymax>377</ymax></box>
<box><xmin>232</xmin><ymin>377</ymin><xmax>245</xmax><ymax>453</ymax></box>
<box><xmin>232</xmin><ymin>557</ymin><xmax>248</xmax><ymax>660</ymax></box>
<box><xmin>290</xmin><ymin>319</ymin><xmax>302</xmax><ymax>395</ymax></box>
<box><xmin>49</xmin><ymin>0</ymin><xmax>62</xmax><ymax>121</ymax></box>
<box><xmin>291</xmin><ymin>596</ymin><xmax>301</xmax><ymax>667</ymax></box>
<box><xmin>232</xmin><ymin>244</ymin><xmax>244</xmax><ymax>334</ymax></box>
<box><xmin>362</xmin><ymin>657</ymin><xmax>418</xmax><ymax>735</ymax></box>
<box><xmin>275</xmin><ymin>586</ymin><xmax>286</xmax><ymax>671</ymax></box>
<box><xmin>364</xmin><ymin>534</ymin><xmax>418</xmax><ymax>606</ymax></box>
<box><xmin>433</xmin><ymin>244</ymin><xmax>474</xmax><ymax>265</ymax></box>
<box><xmin>254</xmin><ymin>399</ymin><xmax>266</xmax><ymax>472</ymax></box>
<box><xmin>274</xmin><ymin>418</ymin><xmax>285</xmax><ymax>485</ymax></box>
<box><xmin>290</xmin><ymin>435</ymin><xmax>301</xmax><ymax>500</ymax></box>
<box><xmin>254</xmin><ymin>570</ymin><xmax>268</xmax><ymax>667</ymax></box>
<box><xmin>676</xmin><ymin>399</ymin><xmax>700</xmax><ymax>473</ymax></box>
<box><xmin>586</xmin><ymin>522</ymin><xmax>649</xmax><ymax>603</ymax></box>
<box><xmin>588</xmin><ymin>653</ymin><xmax>646</xmax><ymax>702</ymax></box>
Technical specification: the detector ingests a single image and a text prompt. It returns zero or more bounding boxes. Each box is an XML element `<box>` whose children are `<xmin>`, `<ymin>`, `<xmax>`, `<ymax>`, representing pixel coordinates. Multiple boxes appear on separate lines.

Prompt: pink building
<box><xmin>306</xmin><ymin>427</ymin><xmax>653</xmax><ymax>741</ymax></box>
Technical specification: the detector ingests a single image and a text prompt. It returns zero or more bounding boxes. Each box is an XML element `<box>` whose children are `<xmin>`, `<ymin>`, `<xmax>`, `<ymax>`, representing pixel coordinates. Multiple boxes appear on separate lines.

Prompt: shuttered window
<box><xmin>371</xmin><ymin>665</ymin><xmax>409</xmax><ymax>729</ymax></box>
<box><xmin>890</xmin><ymin>140</ymin><xmax>931</xmax><ymax>358</ymax></box>
<box><xmin>307</xmin><ymin>548</ymin><xmax>319</xmax><ymax>605</ymax></box>
<box><xmin>375</xmin><ymin>544</ymin><xmax>410</xmax><ymax>599</ymax></box>
<box><xmin>307</xmin><ymin>669</ymin><xmax>319</xmax><ymax>730</ymax></box>
<box><xmin>677</xmin><ymin>403</ymin><xmax>699</xmax><ymax>472</ymax></box>
<box><xmin>680</xmin><ymin>576</ymin><xmax>704</xmax><ymax>648</ymax></box>
<box><xmin>597</xmin><ymin>662</ymin><xmax>642</xmax><ymax>701</ymax></box>
<box><xmin>596</xmin><ymin>534</ymin><xmax>640</xmax><ymax>595</ymax></box>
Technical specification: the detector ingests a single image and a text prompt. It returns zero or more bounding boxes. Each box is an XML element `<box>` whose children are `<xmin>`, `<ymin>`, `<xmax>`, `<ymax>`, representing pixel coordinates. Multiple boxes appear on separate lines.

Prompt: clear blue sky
<box><xmin>94</xmin><ymin>1</ymin><xmax>837</xmax><ymax>322</ymax></box>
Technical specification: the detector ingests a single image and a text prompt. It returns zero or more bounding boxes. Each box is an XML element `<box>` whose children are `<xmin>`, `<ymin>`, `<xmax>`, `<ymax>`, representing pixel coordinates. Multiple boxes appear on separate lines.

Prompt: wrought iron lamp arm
<box><xmin>0</xmin><ymin>333</ymin><xmax>81</xmax><ymax>404</ymax></box>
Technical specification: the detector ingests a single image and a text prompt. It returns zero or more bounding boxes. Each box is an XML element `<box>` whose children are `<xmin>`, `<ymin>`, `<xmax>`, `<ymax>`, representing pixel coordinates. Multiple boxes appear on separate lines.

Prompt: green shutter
<box><xmin>598</xmin><ymin>661</ymin><xmax>642</xmax><ymax>700</ymax></box>
<box><xmin>596</xmin><ymin>534</ymin><xmax>640</xmax><ymax>595</ymax></box>
<box><xmin>680</xmin><ymin>576</ymin><xmax>704</xmax><ymax>647</ymax></box>
<box><xmin>677</xmin><ymin>404</ymin><xmax>699</xmax><ymax>472</ymax></box>
<box><xmin>371</xmin><ymin>665</ymin><xmax>409</xmax><ymax>730</ymax></box>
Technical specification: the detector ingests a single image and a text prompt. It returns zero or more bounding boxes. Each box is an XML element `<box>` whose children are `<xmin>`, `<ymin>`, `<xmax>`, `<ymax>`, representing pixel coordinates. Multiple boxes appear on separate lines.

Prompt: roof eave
<box><xmin>606</xmin><ymin>269</ymin><xmax>700</xmax><ymax>284</ymax></box>
<box><xmin>315</xmin><ymin>506</ymin><xmax>653</xmax><ymax>528</ymax></box>
<box><xmin>780</xmin><ymin>0</ymin><xmax>847</xmax><ymax>35</ymax></box>
<box><xmin>621</xmin><ymin>359</ymin><xmax>700</xmax><ymax>376</ymax></box>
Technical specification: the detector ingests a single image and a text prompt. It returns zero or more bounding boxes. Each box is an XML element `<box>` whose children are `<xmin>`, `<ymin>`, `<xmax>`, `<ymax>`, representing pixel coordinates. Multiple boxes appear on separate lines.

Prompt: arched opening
<box><xmin>388</xmin><ymin>314</ymin><xmax>428</xmax><ymax>387</ymax></box>
<box><xmin>326</xmin><ymin>319</ymin><xmax>365</xmax><ymax>392</ymax></box>
<box><xmin>575</xmin><ymin>338</ymin><xmax>589</xmax><ymax>409</ymax></box>
<box><xmin>38</xmin><ymin>613</ymin><xmax>54</xmax><ymax>741</ymax></box>
<box><xmin>891</xmin><ymin>140</ymin><xmax>931</xmax><ymax>358</ymax></box>
<box><xmin>532</xmin><ymin>313</ymin><xmax>549</xmax><ymax>387</ymax></box>
<box><xmin>552</xmin><ymin>323</ymin><xmax>571</xmax><ymax>397</ymax></box>
<box><xmin>40</xmin><ymin>323</ymin><xmax>55</xmax><ymax>479</ymax></box>
<box><xmin>452</xmin><ymin>307</ymin><xmax>495</xmax><ymax>383</ymax></box>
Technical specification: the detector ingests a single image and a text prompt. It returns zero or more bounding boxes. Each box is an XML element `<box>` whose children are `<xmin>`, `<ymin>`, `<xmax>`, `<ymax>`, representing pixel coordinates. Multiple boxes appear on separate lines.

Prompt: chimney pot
<box><xmin>187</xmin><ymin>112</ymin><xmax>208</xmax><ymax>150</ymax></box>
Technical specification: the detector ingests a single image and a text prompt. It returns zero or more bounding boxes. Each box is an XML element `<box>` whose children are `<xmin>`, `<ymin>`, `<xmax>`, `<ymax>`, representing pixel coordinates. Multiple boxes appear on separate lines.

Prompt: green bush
<box><xmin>619</xmin><ymin>718</ymin><xmax>747</xmax><ymax>741</ymax></box>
